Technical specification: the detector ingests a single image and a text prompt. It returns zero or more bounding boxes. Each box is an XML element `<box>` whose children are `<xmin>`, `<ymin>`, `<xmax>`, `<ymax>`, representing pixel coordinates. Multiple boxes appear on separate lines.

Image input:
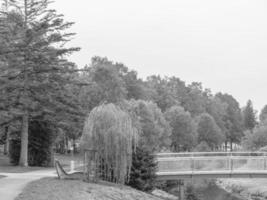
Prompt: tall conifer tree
<box><xmin>0</xmin><ymin>0</ymin><xmax>81</xmax><ymax>166</ymax></box>
<box><xmin>243</xmin><ymin>100</ymin><xmax>257</xmax><ymax>132</ymax></box>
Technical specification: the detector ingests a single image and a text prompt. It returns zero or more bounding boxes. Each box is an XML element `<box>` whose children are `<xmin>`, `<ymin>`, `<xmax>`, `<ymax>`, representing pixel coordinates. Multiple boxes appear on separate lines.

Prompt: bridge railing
<box><xmin>156</xmin><ymin>152</ymin><xmax>267</xmax><ymax>173</ymax></box>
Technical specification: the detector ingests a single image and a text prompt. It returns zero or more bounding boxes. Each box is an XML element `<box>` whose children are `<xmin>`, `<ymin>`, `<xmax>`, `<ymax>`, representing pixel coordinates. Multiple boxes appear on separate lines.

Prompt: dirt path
<box><xmin>0</xmin><ymin>170</ymin><xmax>56</xmax><ymax>200</ymax></box>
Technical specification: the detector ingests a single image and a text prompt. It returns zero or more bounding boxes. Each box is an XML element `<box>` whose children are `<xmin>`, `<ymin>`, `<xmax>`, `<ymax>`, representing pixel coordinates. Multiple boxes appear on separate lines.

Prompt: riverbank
<box><xmin>158</xmin><ymin>179</ymin><xmax>244</xmax><ymax>200</ymax></box>
<box><xmin>187</xmin><ymin>179</ymin><xmax>243</xmax><ymax>200</ymax></box>
<box><xmin>217</xmin><ymin>179</ymin><xmax>267</xmax><ymax>200</ymax></box>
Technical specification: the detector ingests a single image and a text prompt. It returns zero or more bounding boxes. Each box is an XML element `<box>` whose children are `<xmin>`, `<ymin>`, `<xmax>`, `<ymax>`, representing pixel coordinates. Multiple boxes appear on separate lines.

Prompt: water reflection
<box><xmin>183</xmin><ymin>179</ymin><xmax>244</xmax><ymax>200</ymax></box>
<box><xmin>199</xmin><ymin>183</ymin><xmax>243</xmax><ymax>200</ymax></box>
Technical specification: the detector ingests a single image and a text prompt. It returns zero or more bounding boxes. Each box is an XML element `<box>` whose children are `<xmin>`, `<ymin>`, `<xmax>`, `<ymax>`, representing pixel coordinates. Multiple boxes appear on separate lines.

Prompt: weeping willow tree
<box><xmin>81</xmin><ymin>104</ymin><xmax>138</xmax><ymax>184</ymax></box>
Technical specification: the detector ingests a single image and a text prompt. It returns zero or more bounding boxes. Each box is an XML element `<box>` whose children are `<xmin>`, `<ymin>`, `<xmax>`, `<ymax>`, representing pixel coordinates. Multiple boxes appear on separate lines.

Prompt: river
<box><xmin>198</xmin><ymin>182</ymin><xmax>244</xmax><ymax>200</ymax></box>
<box><xmin>184</xmin><ymin>179</ymin><xmax>245</xmax><ymax>200</ymax></box>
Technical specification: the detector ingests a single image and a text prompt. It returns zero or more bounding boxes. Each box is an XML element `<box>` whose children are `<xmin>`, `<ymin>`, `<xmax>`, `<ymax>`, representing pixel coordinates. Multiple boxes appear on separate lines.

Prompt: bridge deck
<box><xmin>156</xmin><ymin>152</ymin><xmax>267</xmax><ymax>180</ymax></box>
<box><xmin>156</xmin><ymin>170</ymin><xmax>267</xmax><ymax>180</ymax></box>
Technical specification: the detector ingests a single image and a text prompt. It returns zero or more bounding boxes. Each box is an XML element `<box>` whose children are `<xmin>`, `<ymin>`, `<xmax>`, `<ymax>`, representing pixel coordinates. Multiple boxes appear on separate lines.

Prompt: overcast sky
<box><xmin>53</xmin><ymin>0</ymin><xmax>267</xmax><ymax>112</ymax></box>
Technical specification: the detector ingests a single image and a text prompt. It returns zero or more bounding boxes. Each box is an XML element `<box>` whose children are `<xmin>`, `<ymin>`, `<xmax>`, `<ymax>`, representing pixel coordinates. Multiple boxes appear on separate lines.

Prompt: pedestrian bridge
<box><xmin>156</xmin><ymin>152</ymin><xmax>267</xmax><ymax>180</ymax></box>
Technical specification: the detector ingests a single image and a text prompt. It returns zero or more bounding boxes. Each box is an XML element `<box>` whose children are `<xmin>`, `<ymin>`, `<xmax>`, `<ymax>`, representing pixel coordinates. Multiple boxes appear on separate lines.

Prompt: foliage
<box><xmin>0</xmin><ymin>127</ymin><xmax>7</xmax><ymax>145</ymax></box>
<box><xmin>89</xmin><ymin>57</ymin><xmax>127</xmax><ymax>103</ymax></box>
<box><xmin>146</xmin><ymin>76</ymin><xmax>180</xmax><ymax>112</ymax></box>
<box><xmin>0</xmin><ymin>0</ymin><xmax>82</xmax><ymax>166</ymax></box>
<box><xmin>183</xmin><ymin>82</ymin><xmax>209</xmax><ymax>116</ymax></box>
<box><xmin>9</xmin><ymin>138</ymin><xmax>20</xmax><ymax>165</ymax></box>
<box><xmin>206</xmin><ymin>96</ymin><xmax>228</xmax><ymax>135</ymax></box>
<box><xmin>165</xmin><ymin>106</ymin><xmax>197</xmax><ymax>152</ymax></box>
<box><xmin>81</xmin><ymin>104</ymin><xmax>137</xmax><ymax>184</ymax></box>
<box><xmin>77</xmin><ymin>57</ymin><xmax>246</xmax><ymax>155</ymax></box>
<box><xmin>127</xmin><ymin>147</ymin><xmax>157</xmax><ymax>192</ymax></box>
<box><xmin>260</xmin><ymin>105</ymin><xmax>267</xmax><ymax>124</ymax></box>
<box><xmin>216</xmin><ymin>93</ymin><xmax>243</xmax><ymax>148</ymax></box>
<box><xmin>242</xmin><ymin>100</ymin><xmax>257</xmax><ymax>131</ymax></box>
<box><xmin>197</xmin><ymin>113</ymin><xmax>225</xmax><ymax>150</ymax></box>
<box><xmin>241</xmin><ymin>125</ymin><xmax>267</xmax><ymax>150</ymax></box>
<box><xmin>78</xmin><ymin>57</ymin><xmax>148</xmax><ymax>114</ymax></box>
<box><xmin>186</xmin><ymin>185</ymin><xmax>201</xmax><ymax>200</ymax></box>
<box><xmin>114</xmin><ymin>61</ymin><xmax>147</xmax><ymax>100</ymax></box>
<box><xmin>8</xmin><ymin>119</ymin><xmax>55</xmax><ymax>166</ymax></box>
<box><xmin>123</xmin><ymin>100</ymin><xmax>171</xmax><ymax>152</ymax></box>
<box><xmin>28</xmin><ymin>120</ymin><xmax>55</xmax><ymax>166</ymax></box>
<box><xmin>194</xmin><ymin>141</ymin><xmax>211</xmax><ymax>152</ymax></box>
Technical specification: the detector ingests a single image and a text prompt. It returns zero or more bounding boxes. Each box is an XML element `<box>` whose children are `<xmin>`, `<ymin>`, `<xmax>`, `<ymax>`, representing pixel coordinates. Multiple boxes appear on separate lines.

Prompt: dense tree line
<box><xmin>241</xmin><ymin>102</ymin><xmax>267</xmax><ymax>150</ymax></box>
<box><xmin>76</xmin><ymin>56</ymin><xmax>252</xmax><ymax>153</ymax></box>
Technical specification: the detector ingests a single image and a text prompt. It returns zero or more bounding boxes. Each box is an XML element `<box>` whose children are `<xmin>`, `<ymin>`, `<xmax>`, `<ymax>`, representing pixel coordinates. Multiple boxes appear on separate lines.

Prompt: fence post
<box><xmin>178</xmin><ymin>180</ymin><xmax>185</xmax><ymax>200</ymax></box>
<box><xmin>70</xmin><ymin>160</ymin><xmax>75</xmax><ymax>172</ymax></box>
<box><xmin>264</xmin><ymin>153</ymin><xmax>266</xmax><ymax>170</ymax></box>
<box><xmin>191</xmin><ymin>153</ymin><xmax>194</xmax><ymax>173</ymax></box>
<box><xmin>230</xmin><ymin>153</ymin><xmax>233</xmax><ymax>172</ymax></box>
<box><xmin>228</xmin><ymin>153</ymin><xmax>230</xmax><ymax>170</ymax></box>
<box><xmin>228</xmin><ymin>152</ymin><xmax>233</xmax><ymax>172</ymax></box>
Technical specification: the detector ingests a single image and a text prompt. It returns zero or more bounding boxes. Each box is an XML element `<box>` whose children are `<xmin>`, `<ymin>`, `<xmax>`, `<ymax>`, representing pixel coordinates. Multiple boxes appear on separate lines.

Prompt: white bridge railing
<box><xmin>156</xmin><ymin>152</ymin><xmax>267</xmax><ymax>178</ymax></box>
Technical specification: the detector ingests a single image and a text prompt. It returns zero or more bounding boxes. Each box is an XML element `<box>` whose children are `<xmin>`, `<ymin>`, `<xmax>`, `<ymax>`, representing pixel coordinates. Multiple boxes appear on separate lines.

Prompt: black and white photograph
<box><xmin>0</xmin><ymin>0</ymin><xmax>267</xmax><ymax>200</ymax></box>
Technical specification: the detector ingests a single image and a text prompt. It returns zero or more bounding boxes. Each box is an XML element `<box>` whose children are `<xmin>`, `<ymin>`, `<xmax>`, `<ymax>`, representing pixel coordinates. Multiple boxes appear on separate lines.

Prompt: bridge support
<box><xmin>178</xmin><ymin>180</ymin><xmax>185</xmax><ymax>200</ymax></box>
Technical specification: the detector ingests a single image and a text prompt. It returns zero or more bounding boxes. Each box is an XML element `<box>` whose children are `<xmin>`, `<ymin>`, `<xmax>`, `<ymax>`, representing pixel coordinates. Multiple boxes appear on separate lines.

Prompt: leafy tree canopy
<box><xmin>165</xmin><ymin>105</ymin><xmax>197</xmax><ymax>152</ymax></box>
<box><xmin>260</xmin><ymin>105</ymin><xmax>267</xmax><ymax>125</ymax></box>
<box><xmin>122</xmin><ymin>100</ymin><xmax>171</xmax><ymax>152</ymax></box>
<box><xmin>241</xmin><ymin>125</ymin><xmax>267</xmax><ymax>150</ymax></box>
<box><xmin>215</xmin><ymin>93</ymin><xmax>243</xmax><ymax>146</ymax></box>
<box><xmin>242</xmin><ymin>100</ymin><xmax>257</xmax><ymax>131</ymax></box>
<box><xmin>197</xmin><ymin>113</ymin><xmax>225</xmax><ymax>150</ymax></box>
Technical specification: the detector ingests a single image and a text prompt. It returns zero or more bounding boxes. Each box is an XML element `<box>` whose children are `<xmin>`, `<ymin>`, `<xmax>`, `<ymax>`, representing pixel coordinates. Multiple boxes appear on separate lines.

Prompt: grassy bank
<box><xmin>218</xmin><ymin>179</ymin><xmax>267</xmax><ymax>200</ymax></box>
<box><xmin>164</xmin><ymin>179</ymin><xmax>244</xmax><ymax>200</ymax></box>
<box><xmin>15</xmin><ymin>178</ymin><xmax>164</xmax><ymax>200</ymax></box>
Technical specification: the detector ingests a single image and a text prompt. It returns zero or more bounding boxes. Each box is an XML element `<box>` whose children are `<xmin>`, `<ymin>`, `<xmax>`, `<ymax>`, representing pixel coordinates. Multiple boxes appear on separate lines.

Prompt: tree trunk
<box><xmin>48</xmin><ymin>143</ymin><xmax>55</xmax><ymax>167</ymax></box>
<box><xmin>73</xmin><ymin>139</ymin><xmax>76</xmax><ymax>154</ymax></box>
<box><xmin>3</xmin><ymin>126</ymin><xmax>9</xmax><ymax>155</ymax></box>
<box><xmin>19</xmin><ymin>0</ymin><xmax>29</xmax><ymax>167</ymax></box>
<box><xmin>19</xmin><ymin>113</ymin><xmax>29</xmax><ymax>166</ymax></box>
<box><xmin>65</xmin><ymin>135</ymin><xmax>69</xmax><ymax>154</ymax></box>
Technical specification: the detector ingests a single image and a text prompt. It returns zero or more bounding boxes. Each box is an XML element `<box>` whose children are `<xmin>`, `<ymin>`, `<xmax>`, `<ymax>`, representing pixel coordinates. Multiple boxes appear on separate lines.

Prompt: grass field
<box><xmin>0</xmin><ymin>153</ymin><xmax>84</xmax><ymax>173</ymax></box>
<box><xmin>0</xmin><ymin>154</ymin><xmax>48</xmax><ymax>173</ymax></box>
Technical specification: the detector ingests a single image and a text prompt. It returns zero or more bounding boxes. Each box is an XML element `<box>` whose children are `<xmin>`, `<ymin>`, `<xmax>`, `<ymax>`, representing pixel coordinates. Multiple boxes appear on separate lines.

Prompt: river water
<box><xmin>198</xmin><ymin>183</ymin><xmax>244</xmax><ymax>200</ymax></box>
<box><xmin>184</xmin><ymin>179</ymin><xmax>245</xmax><ymax>200</ymax></box>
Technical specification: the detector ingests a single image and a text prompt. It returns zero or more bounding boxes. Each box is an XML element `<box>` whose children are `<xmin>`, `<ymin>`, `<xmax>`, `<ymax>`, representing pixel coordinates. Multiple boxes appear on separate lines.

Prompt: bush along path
<box><xmin>0</xmin><ymin>169</ymin><xmax>56</xmax><ymax>200</ymax></box>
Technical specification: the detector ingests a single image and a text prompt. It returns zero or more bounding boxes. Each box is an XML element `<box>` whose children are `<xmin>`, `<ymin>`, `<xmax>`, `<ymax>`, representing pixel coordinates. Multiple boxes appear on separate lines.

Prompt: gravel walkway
<box><xmin>0</xmin><ymin>170</ymin><xmax>56</xmax><ymax>200</ymax></box>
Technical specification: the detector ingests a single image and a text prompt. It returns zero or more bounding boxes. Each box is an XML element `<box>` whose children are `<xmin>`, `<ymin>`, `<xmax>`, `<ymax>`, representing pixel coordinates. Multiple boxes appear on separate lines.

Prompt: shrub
<box><xmin>28</xmin><ymin>120</ymin><xmax>54</xmax><ymax>166</ymax></box>
<box><xmin>9</xmin><ymin>139</ymin><xmax>20</xmax><ymax>165</ymax></box>
<box><xmin>186</xmin><ymin>185</ymin><xmax>200</xmax><ymax>200</ymax></box>
<box><xmin>194</xmin><ymin>141</ymin><xmax>211</xmax><ymax>152</ymax></box>
<box><xmin>241</xmin><ymin>126</ymin><xmax>267</xmax><ymax>150</ymax></box>
<box><xmin>127</xmin><ymin>147</ymin><xmax>157</xmax><ymax>192</ymax></box>
<box><xmin>9</xmin><ymin>120</ymin><xmax>55</xmax><ymax>167</ymax></box>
